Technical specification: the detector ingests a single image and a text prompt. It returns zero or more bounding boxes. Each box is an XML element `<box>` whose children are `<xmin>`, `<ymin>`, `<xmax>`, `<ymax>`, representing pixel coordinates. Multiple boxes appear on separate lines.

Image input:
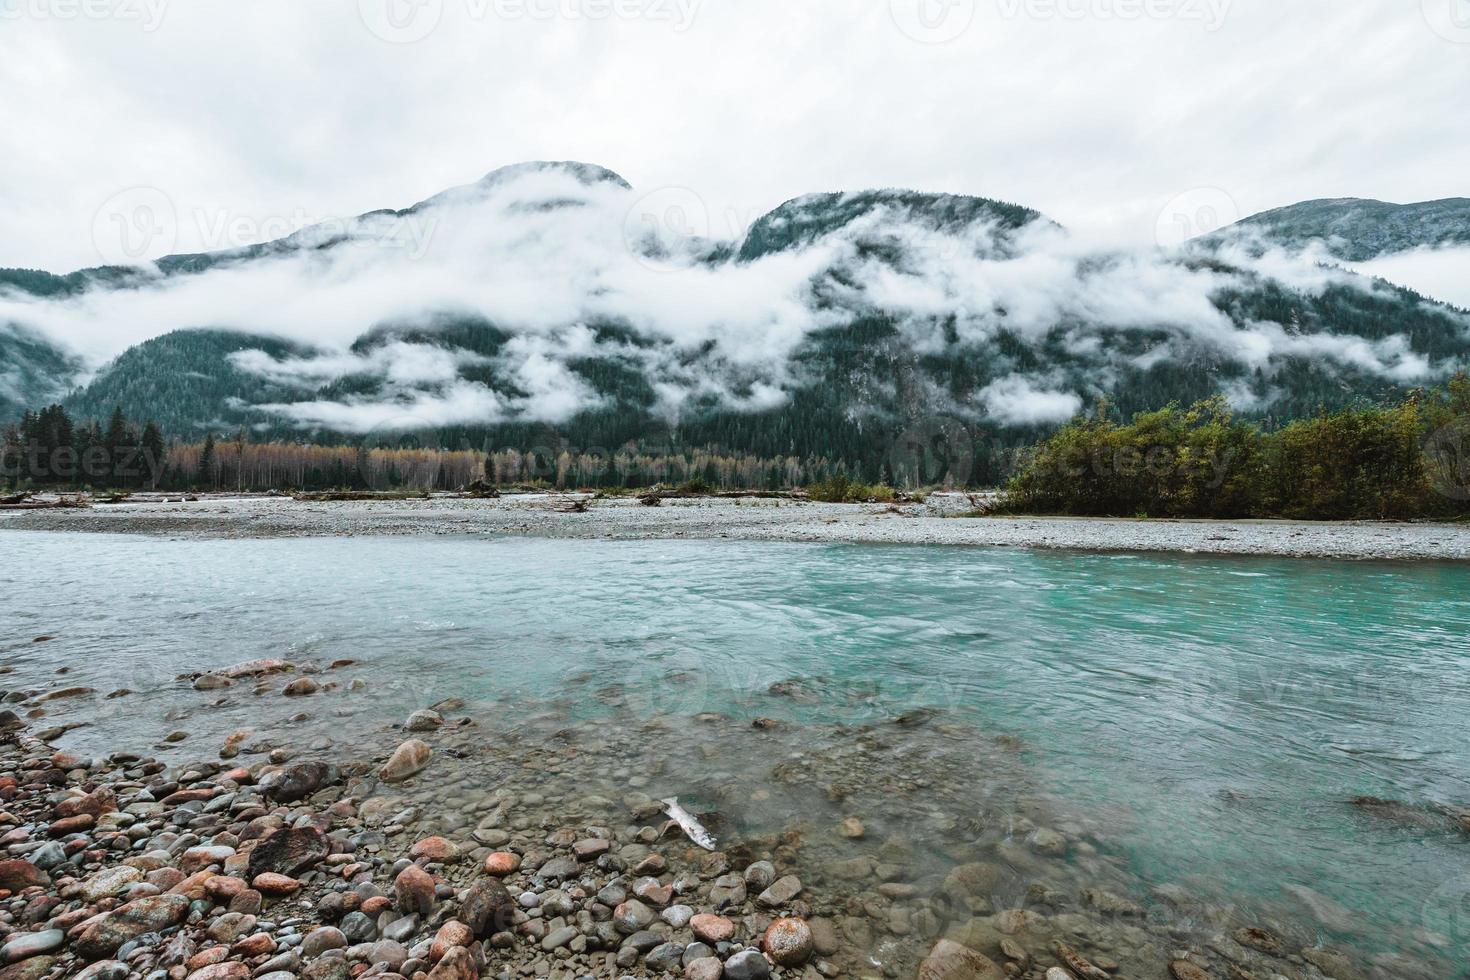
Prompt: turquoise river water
<box><xmin>1</xmin><ymin>531</ymin><xmax>1468</xmax><ymax>971</ymax></box>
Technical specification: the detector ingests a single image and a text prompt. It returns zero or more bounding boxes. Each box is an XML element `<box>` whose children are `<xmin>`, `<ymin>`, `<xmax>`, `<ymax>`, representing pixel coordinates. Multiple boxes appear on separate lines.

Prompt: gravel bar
<box><xmin>2</xmin><ymin>493</ymin><xmax>1468</xmax><ymax>559</ymax></box>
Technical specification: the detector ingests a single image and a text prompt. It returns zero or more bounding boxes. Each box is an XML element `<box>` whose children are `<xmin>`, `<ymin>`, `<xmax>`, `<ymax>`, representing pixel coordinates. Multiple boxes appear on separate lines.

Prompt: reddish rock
<box><xmin>381</xmin><ymin>739</ymin><xmax>432</xmax><ymax>783</ymax></box>
<box><xmin>180</xmin><ymin>845</ymin><xmax>236</xmax><ymax>874</ymax></box>
<box><xmin>360</xmin><ymin>895</ymin><xmax>391</xmax><ymax>915</ymax></box>
<box><xmin>186</xmin><ymin>947</ymin><xmax>231</xmax><ymax>970</ymax></box>
<box><xmin>426</xmin><ymin>946</ymin><xmax>477</xmax><ymax>980</ymax></box>
<box><xmin>690</xmin><ymin>913</ymin><xmax>735</xmax><ymax>944</ymax></box>
<box><xmin>394</xmin><ymin>864</ymin><xmax>436</xmax><ymax>914</ymax></box>
<box><xmin>47</xmin><ymin>814</ymin><xmax>94</xmax><ymax>836</ymax></box>
<box><xmin>0</xmin><ymin>860</ymin><xmax>46</xmax><ymax>892</ymax></box>
<box><xmin>185</xmin><ymin>962</ymin><xmax>250</xmax><ymax>980</ymax></box>
<box><xmin>282</xmin><ymin>677</ymin><xmax>319</xmax><ymax>696</ymax></box>
<box><xmin>161</xmin><ymin>787</ymin><xmax>217</xmax><ymax>806</ymax></box>
<box><xmin>482</xmin><ymin>852</ymin><xmax>520</xmax><ymax>876</ymax></box>
<box><xmin>763</xmin><ymin>917</ymin><xmax>815</xmax><ymax>966</ymax></box>
<box><xmin>54</xmin><ymin>787</ymin><xmax>117</xmax><ymax>820</ymax></box>
<box><xmin>166</xmin><ymin>871</ymin><xmax>217</xmax><ymax>900</ymax></box>
<box><xmin>429</xmin><ymin>920</ymin><xmax>474</xmax><ymax>961</ymax></box>
<box><xmin>572</xmin><ymin>838</ymin><xmax>610</xmax><ymax>860</ymax></box>
<box><xmin>633</xmin><ymin>879</ymin><xmax>673</xmax><ymax>906</ymax></box>
<box><xmin>205</xmin><ymin>876</ymin><xmax>249</xmax><ymax>902</ymax></box>
<box><xmin>251</xmin><ymin>872</ymin><xmax>300</xmax><ymax>896</ymax></box>
<box><xmin>633</xmin><ymin>854</ymin><xmax>667</xmax><ymax>876</ymax></box>
<box><xmin>231</xmin><ymin>932</ymin><xmax>276</xmax><ymax>957</ymax></box>
<box><xmin>409</xmin><ymin>836</ymin><xmax>462</xmax><ymax>863</ymax></box>
<box><xmin>146</xmin><ymin>867</ymin><xmax>185</xmax><ymax>891</ymax></box>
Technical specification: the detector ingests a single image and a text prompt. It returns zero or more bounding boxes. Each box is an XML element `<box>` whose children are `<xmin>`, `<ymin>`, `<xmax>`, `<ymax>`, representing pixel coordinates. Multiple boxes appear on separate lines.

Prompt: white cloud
<box><xmin>255</xmin><ymin>381</ymin><xmax>508</xmax><ymax>434</ymax></box>
<box><xmin>1348</xmin><ymin>246</ymin><xmax>1470</xmax><ymax>311</ymax></box>
<box><xmin>1</xmin><ymin>163</ymin><xmax>1461</xmax><ymax>431</ymax></box>
<box><xmin>978</xmin><ymin>375</ymin><xmax>1083</xmax><ymax>426</ymax></box>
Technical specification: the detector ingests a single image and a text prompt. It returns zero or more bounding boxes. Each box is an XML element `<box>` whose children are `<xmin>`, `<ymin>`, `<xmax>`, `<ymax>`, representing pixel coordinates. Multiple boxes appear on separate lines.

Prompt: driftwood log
<box><xmin>0</xmin><ymin>496</ymin><xmax>90</xmax><ymax>511</ymax></box>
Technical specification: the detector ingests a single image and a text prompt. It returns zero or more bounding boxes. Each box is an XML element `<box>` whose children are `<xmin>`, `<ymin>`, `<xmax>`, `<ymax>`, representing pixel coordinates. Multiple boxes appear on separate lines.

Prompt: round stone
<box><xmin>763</xmin><ymin>917</ymin><xmax>814</xmax><ymax>966</ymax></box>
<box><xmin>483</xmin><ymin>852</ymin><xmax>521</xmax><ymax>876</ymax></box>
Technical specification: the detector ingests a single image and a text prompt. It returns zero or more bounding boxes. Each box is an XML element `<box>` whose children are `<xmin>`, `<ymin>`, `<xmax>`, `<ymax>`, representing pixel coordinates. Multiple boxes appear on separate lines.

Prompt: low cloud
<box><xmin>1347</xmin><ymin>245</ymin><xmax>1470</xmax><ymax>311</ymax></box>
<box><xmin>2</xmin><ymin>164</ymin><xmax>1464</xmax><ymax>432</ymax></box>
<box><xmin>255</xmin><ymin>381</ymin><xmax>509</xmax><ymax>434</ymax></box>
<box><xmin>978</xmin><ymin>375</ymin><xmax>1084</xmax><ymax>426</ymax></box>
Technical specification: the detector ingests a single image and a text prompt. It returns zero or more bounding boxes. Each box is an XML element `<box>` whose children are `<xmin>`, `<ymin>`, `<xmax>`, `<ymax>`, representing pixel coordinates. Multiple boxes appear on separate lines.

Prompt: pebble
<box><xmin>393</xmin><ymin>864</ymin><xmax>436</xmax><ymax>914</ymax></box>
<box><xmin>723</xmin><ymin>948</ymin><xmax>772</xmax><ymax>980</ymax></box>
<box><xmin>300</xmin><ymin>927</ymin><xmax>347</xmax><ymax>957</ymax></box>
<box><xmin>483</xmin><ymin>851</ymin><xmax>521</xmax><ymax>876</ymax></box>
<box><xmin>690</xmin><ymin>913</ymin><xmax>735</xmax><ymax>944</ymax></box>
<box><xmin>763</xmin><ymin>917</ymin><xmax>815</xmax><ymax>966</ymax></box>
<box><xmin>406</xmin><ymin>709</ymin><xmax>443</xmax><ymax>731</ymax></box>
<box><xmin>756</xmin><ymin>875</ymin><xmax>802</xmax><ymax>908</ymax></box>
<box><xmin>662</xmin><ymin>904</ymin><xmax>694</xmax><ymax>928</ymax></box>
<box><xmin>0</xmin><ymin>653</ymin><xmax>1409</xmax><ymax>980</ymax></box>
<box><xmin>380</xmin><ymin>738</ymin><xmax>432</xmax><ymax>782</ymax></box>
<box><xmin>0</xmin><ymin>929</ymin><xmax>65</xmax><ymax>964</ymax></box>
<box><xmin>685</xmin><ymin>957</ymin><xmax>723</xmax><ymax>980</ymax></box>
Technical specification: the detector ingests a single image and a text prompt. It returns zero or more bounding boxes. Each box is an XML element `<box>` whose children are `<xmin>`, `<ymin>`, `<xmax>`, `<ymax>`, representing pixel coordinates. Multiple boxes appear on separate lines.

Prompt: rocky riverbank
<box><xmin>0</xmin><ymin>653</ymin><xmax>1449</xmax><ymax>980</ymax></box>
<box><xmin>3</xmin><ymin>493</ymin><xmax>1469</xmax><ymax>560</ymax></box>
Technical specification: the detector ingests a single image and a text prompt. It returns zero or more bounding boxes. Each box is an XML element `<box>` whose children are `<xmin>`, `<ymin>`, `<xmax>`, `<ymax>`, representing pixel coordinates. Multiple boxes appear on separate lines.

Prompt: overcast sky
<box><xmin>2</xmin><ymin>0</ymin><xmax>1467</xmax><ymax>272</ymax></box>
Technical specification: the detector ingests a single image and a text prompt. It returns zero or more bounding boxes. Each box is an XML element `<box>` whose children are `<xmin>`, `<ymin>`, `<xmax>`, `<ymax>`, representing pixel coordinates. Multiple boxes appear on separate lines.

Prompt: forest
<box><xmin>2</xmin><ymin>405</ymin><xmax>166</xmax><ymax>489</ymax></box>
<box><xmin>999</xmin><ymin>374</ymin><xmax>1470</xmax><ymax>520</ymax></box>
<box><xmin>6</xmin><ymin>376</ymin><xmax>1470</xmax><ymax>522</ymax></box>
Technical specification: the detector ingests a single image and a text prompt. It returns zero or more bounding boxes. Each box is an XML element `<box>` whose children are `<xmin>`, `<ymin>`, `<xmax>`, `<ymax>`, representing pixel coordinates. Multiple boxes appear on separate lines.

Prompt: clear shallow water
<box><xmin>3</xmin><ymin>531</ymin><xmax>1470</xmax><ymax>966</ymax></box>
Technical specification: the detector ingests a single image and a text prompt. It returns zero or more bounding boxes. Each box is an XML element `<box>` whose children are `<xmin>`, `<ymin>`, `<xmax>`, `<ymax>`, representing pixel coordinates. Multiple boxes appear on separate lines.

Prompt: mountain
<box><xmin>1210</xmin><ymin>197</ymin><xmax>1470</xmax><ymax>261</ymax></box>
<box><xmin>0</xmin><ymin>161</ymin><xmax>632</xmax><ymax>298</ymax></box>
<box><xmin>737</xmin><ymin>190</ymin><xmax>1045</xmax><ymax>262</ymax></box>
<box><xmin>4</xmin><ymin>164</ymin><xmax>1469</xmax><ymax>485</ymax></box>
<box><xmin>0</xmin><ymin>325</ymin><xmax>82</xmax><ymax>421</ymax></box>
<box><xmin>65</xmin><ymin>330</ymin><xmax>317</xmax><ymax>437</ymax></box>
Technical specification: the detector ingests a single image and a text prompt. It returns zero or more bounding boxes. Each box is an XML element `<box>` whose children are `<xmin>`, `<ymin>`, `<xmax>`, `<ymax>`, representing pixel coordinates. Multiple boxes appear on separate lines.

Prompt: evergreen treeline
<box><xmin>1000</xmin><ymin>375</ymin><xmax>1470</xmax><ymax>520</ymax></box>
<box><xmin>2</xmin><ymin>405</ymin><xmax>165</xmax><ymax>488</ymax></box>
<box><xmin>12</xmin><ymin>376</ymin><xmax>1470</xmax><ymax>521</ymax></box>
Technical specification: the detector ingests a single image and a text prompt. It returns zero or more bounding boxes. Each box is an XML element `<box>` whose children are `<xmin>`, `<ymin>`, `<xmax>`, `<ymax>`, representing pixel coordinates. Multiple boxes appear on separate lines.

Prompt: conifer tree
<box><xmin>199</xmin><ymin>433</ymin><xmax>216</xmax><ymax>489</ymax></box>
